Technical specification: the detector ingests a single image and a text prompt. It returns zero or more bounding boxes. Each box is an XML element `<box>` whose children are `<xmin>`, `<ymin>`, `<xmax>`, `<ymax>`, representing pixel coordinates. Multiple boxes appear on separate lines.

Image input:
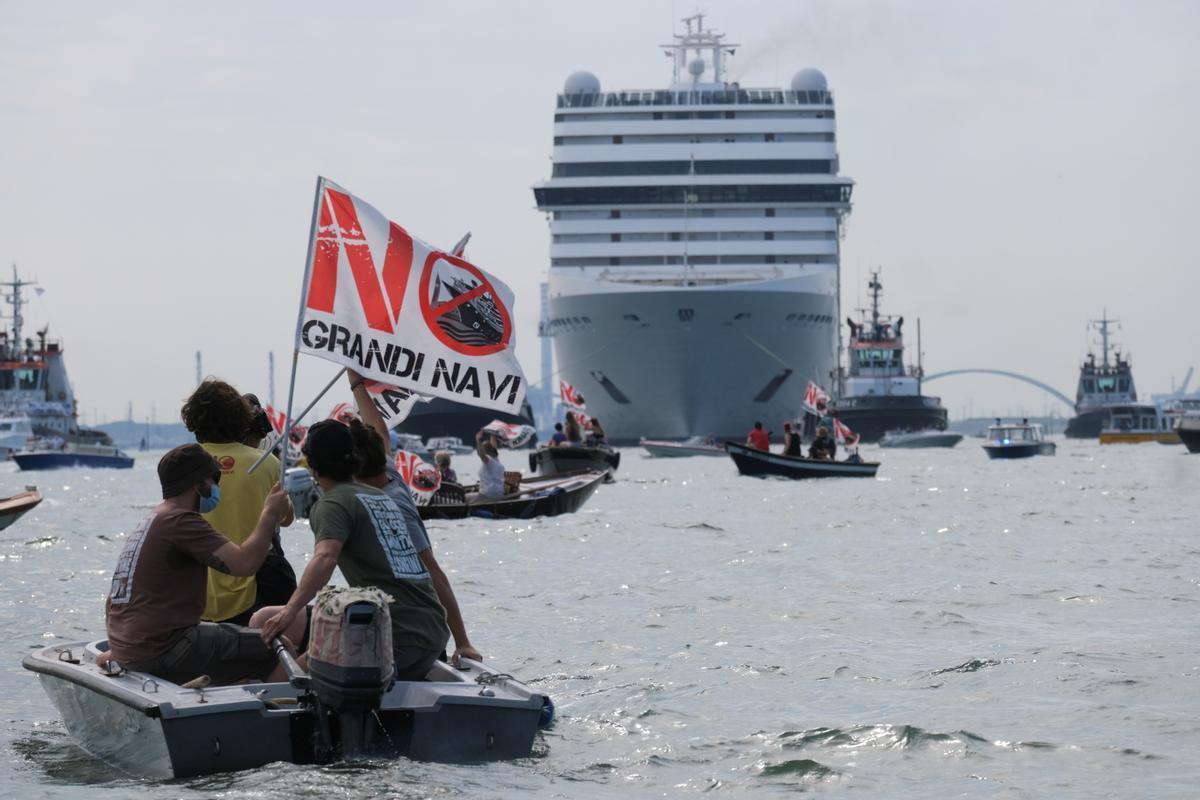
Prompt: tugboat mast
<box><xmin>0</xmin><ymin>264</ymin><xmax>38</xmax><ymax>355</ymax></box>
<box><xmin>1090</xmin><ymin>310</ymin><xmax>1119</xmax><ymax>369</ymax></box>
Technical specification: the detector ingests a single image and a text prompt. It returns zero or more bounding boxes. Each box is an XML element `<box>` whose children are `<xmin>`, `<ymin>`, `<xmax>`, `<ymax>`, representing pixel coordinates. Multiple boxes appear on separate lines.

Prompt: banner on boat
<box><xmin>394</xmin><ymin>450</ymin><xmax>441</xmax><ymax>506</ymax></box>
<box><xmin>802</xmin><ymin>381</ymin><xmax>829</xmax><ymax>416</ymax></box>
<box><xmin>265</xmin><ymin>405</ymin><xmax>307</xmax><ymax>460</ymax></box>
<box><xmin>297</xmin><ymin>179</ymin><xmax>526</xmax><ymax>414</ymax></box>
<box><xmin>481</xmin><ymin>419</ymin><xmax>536</xmax><ymax>448</ymax></box>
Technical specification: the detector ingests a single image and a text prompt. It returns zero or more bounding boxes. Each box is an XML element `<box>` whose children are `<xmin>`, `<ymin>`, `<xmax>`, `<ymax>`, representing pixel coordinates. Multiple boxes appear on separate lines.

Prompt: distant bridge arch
<box><xmin>922</xmin><ymin>369</ymin><xmax>1074</xmax><ymax>409</ymax></box>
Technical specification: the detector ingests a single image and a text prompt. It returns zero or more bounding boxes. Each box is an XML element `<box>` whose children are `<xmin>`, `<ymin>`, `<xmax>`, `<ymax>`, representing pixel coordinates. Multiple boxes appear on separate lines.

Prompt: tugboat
<box><xmin>0</xmin><ymin>267</ymin><xmax>127</xmax><ymax>467</ymax></box>
<box><xmin>1065</xmin><ymin>312</ymin><xmax>1137</xmax><ymax>438</ymax></box>
<box><xmin>834</xmin><ymin>272</ymin><xmax>948</xmax><ymax>442</ymax></box>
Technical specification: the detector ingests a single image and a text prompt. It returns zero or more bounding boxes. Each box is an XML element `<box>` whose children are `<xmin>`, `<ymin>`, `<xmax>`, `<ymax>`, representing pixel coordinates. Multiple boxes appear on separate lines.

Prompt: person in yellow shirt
<box><xmin>181</xmin><ymin>380</ymin><xmax>295</xmax><ymax>625</ymax></box>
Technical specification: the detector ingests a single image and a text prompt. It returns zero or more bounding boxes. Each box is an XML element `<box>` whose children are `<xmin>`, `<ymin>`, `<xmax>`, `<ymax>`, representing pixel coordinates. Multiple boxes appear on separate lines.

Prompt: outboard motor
<box><xmin>306</xmin><ymin>587</ymin><xmax>395</xmax><ymax>758</ymax></box>
<box><xmin>282</xmin><ymin>467</ymin><xmax>320</xmax><ymax>519</ymax></box>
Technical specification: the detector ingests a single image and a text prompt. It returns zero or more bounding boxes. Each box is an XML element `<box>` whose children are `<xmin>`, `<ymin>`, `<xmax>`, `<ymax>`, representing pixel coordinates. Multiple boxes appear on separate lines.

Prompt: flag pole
<box><xmin>250</xmin><ymin>176</ymin><xmax>325</xmax><ymax>477</ymax></box>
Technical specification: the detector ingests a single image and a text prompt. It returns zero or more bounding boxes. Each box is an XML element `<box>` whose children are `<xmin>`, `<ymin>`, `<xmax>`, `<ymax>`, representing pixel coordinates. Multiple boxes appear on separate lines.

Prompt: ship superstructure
<box><xmin>1064</xmin><ymin>312</ymin><xmax>1137</xmax><ymax>438</ymax></box>
<box><xmin>834</xmin><ymin>271</ymin><xmax>947</xmax><ymax>442</ymax></box>
<box><xmin>0</xmin><ymin>267</ymin><xmax>109</xmax><ymax>449</ymax></box>
<box><xmin>533</xmin><ymin>14</ymin><xmax>853</xmax><ymax>443</ymax></box>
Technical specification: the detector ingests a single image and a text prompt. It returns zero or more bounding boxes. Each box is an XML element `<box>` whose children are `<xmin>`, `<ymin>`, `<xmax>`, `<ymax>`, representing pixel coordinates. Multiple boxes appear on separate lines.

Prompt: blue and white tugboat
<box><xmin>0</xmin><ymin>268</ymin><xmax>129</xmax><ymax>469</ymax></box>
<box><xmin>982</xmin><ymin>420</ymin><xmax>1056</xmax><ymax>459</ymax></box>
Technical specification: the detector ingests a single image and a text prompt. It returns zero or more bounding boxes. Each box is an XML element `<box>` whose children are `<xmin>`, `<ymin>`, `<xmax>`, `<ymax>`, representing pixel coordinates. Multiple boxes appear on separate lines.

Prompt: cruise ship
<box><xmin>533</xmin><ymin>14</ymin><xmax>853</xmax><ymax>444</ymax></box>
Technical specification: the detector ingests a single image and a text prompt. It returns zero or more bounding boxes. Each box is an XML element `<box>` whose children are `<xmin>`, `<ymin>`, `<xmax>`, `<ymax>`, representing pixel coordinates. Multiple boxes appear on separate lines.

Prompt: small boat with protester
<box><xmin>725</xmin><ymin>441</ymin><xmax>880</xmax><ymax>479</ymax></box>
<box><xmin>420</xmin><ymin>468</ymin><xmax>606</xmax><ymax>520</ymax></box>
<box><xmin>879</xmin><ymin>429</ymin><xmax>963</xmax><ymax>449</ymax></box>
<box><xmin>0</xmin><ymin>486</ymin><xmax>42</xmax><ymax>530</ymax></box>
<box><xmin>13</xmin><ymin>438</ymin><xmax>134</xmax><ymax>470</ymax></box>
<box><xmin>981</xmin><ymin>420</ymin><xmax>1056</xmax><ymax>459</ymax></box>
<box><xmin>23</xmin><ymin>588</ymin><xmax>551</xmax><ymax>779</ymax></box>
<box><xmin>1098</xmin><ymin>403</ymin><xmax>1182</xmax><ymax>445</ymax></box>
<box><xmin>640</xmin><ymin>435</ymin><xmax>726</xmax><ymax>458</ymax></box>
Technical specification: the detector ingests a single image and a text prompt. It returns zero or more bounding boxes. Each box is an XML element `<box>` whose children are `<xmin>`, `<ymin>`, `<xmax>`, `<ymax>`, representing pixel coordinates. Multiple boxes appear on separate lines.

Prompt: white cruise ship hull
<box><xmin>549</xmin><ymin>271</ymin><xmax>836</xmax><ymax>443</ymax></box>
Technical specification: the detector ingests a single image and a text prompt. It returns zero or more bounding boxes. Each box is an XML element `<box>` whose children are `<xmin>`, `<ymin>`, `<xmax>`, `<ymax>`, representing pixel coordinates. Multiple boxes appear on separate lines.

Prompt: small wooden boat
<box><xmin>14</xmin><ymin>441</ymin><xmax>134</xmax><ymax>470</ymax></box>
<box><xmin>879</xmin><ymin>430</ymin><xmax>963</xmax><ymax>449</ymax></box>
<box><xmin>420</xmin><ymin>469</ymin><xmax>606</xmax><ymax>520</ymax></box>
<box><xmin>0</xmin><ymin>487</ymin><xmax>42</xmax><ymax>531</ymax></box>
<box><xmin>640</xmin><ymin>435</ymin><xmax>726</xmax><ymax>458</ymax></box>
<box><xmin>726</xmin><ymin>441</ymin><xmax>880</xmax><ymax>479</ymax></box>
<box><xmin>528</xmin><ymin>444</ymin><xmax>620</xmax><ymax>477</ymax></box>
<box><xmin>982</xmin><ymin>421</ymin><xmax>1056</xmax><ymax>459</ymax></box>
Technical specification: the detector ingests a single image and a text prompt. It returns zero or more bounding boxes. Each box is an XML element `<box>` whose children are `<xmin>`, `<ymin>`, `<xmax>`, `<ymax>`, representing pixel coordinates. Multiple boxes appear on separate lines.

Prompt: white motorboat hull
<box><xmin>24</xmin><ymin>641</ymin><xmax>548</xmax><ymax>778</ymax></box>
<box><xmin>640</xmin><ymin>439</ymin><xmax>727</xmax><ymax>458</ymax></box>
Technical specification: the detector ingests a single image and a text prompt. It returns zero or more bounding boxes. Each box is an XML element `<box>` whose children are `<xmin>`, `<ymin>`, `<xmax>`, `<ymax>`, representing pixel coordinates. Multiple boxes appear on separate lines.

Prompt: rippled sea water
<box><xmin>2</xmin><ymin>440</ymin><xmax>1198</xmax><ymax>798</ymax></box>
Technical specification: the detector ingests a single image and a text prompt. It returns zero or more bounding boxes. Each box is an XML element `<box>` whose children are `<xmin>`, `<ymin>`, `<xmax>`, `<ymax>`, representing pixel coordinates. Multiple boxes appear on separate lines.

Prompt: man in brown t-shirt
<box><xmin>103</xmin><ymin>444</ymin><xmax>292</xmax><ymax>684</ymax></box>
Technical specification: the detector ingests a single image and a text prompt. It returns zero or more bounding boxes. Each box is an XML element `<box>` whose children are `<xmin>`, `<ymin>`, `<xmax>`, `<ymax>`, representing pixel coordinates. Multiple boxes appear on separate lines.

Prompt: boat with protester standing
<box><xmin>725</xmin><ymin>440</ymin><xmax>879</xmax><ymax>479</ymax></box>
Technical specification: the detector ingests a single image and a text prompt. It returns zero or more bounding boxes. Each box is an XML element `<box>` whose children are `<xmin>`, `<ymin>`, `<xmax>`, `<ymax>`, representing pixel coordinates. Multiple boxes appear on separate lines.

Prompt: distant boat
<box><xmin>879</xmin><ymin>430</ymin><xmax>963</xmax><ymax>449</ymax></box>
<box><xmin>640</xmin><ymin>435</ymin><xmax>725</xmax><ymax>458</ymax></box>
<box><xmin>1098</xmin><ymin>404</ymin><xmax>1181</xmax><ymax>445</ymax></box>
<box><xmin>14</xmin><ymin>440</ymin><xmax>134</xmax><ymax>470</ymax></box>
<box><xmin>982</xmin><ymin>421</ymin><xmax>1056</xmax><ymax>459</ymax></box>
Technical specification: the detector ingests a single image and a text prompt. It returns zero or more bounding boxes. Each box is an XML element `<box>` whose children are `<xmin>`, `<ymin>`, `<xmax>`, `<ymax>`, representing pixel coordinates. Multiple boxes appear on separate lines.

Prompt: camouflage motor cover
<box><xmin>308</xmin><ymin>586</ymin><xmax>393</xmax><ymax>670</ymax></box>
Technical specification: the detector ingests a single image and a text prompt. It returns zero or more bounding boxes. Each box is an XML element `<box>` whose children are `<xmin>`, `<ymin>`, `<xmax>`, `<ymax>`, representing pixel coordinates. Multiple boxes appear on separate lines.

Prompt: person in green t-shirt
<box><xmin>256</xmin><ymin>420</ymin><xmax>450</xmax><ymax>680</ymax></box>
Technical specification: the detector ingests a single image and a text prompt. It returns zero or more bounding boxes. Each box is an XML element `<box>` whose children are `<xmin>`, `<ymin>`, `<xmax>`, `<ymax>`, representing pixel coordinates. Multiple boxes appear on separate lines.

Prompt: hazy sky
<box><xmin>1</xmin><ymin>0</ymin><xmax>1197</xmax><ymax>425</ymax></box>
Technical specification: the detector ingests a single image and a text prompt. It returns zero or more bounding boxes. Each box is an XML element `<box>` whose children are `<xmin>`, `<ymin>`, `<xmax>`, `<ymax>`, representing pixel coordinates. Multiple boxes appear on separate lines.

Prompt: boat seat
<box><xmin>431</xmin><ymin>482</ymin><xmax>466</xmax><ymax>505</ymax></box>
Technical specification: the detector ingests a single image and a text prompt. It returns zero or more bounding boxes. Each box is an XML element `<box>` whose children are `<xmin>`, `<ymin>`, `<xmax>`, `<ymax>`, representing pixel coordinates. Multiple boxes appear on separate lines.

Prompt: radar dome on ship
<box><xmin>687</xmin><ymin>58</ymin><xmax>706</xmax><ymax>78</ymax></box>
<box><xmin>791</xmin><ymin>68</ymin><xmax>828</xmax><ymax>92</ymax></box>
<box><xmin>563</xmin><ymin>71</ymin><xmax>601</xmax><ymax>94</ymax></box>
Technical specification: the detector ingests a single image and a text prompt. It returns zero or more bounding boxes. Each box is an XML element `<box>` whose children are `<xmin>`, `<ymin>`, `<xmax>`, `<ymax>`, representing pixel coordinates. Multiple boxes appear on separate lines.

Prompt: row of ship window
<box><xmin>551</xmin><ymin>255</ymin><xmax>836</xmax><ymax>267</ymax></box>
<box><xmin>554</xmin><ymin>133</ymin><xmax>835</xmax><ymax>145</ymax></box>
<box><xmin>553</xmin><ymin>208</ymin><xmax>838</xmax><ymax>220</ymax></box>
<box><xmin>556</xmin><ymin>89</ymin><xmax>833</xmax><ymax>109</ymax></box>
<box><xmin>545</xmin><ymin>311</ymin><xmax>834</xmax><ymax>329</ymax></box>
<box><xmin>555</xmin><ymin>110</ymin><xmax>834</xmax><ymax>122</ymax></box>
<box><xmin>552</xmin><ymin>231</ymin><xmax>835</xmax><ymax>243</ymax></box>
<box><xmin>551</xmin><ymin>160</ymin><xmax>835</xmax><ymax>177</ymax></box>
<box><xmin>534</xmin><ymin>184</ymin><xmax>853</xmax><ymax>206</ymax></box>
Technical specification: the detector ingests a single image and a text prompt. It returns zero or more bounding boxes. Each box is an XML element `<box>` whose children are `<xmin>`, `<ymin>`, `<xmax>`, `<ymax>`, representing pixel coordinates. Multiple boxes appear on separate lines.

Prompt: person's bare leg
<box><xmin>249</xmin><ymin>605</ymin><xmax>308</xmax><ymax>649</ymax></box>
